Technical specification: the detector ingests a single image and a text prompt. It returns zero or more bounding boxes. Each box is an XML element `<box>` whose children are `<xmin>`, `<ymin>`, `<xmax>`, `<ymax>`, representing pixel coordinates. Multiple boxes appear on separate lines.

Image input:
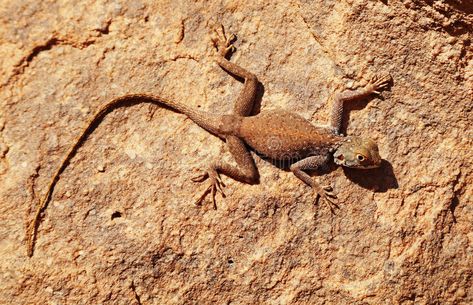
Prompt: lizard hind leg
<box><xmin>191</xmin><ymin>136</ymin><xmax>258</xmax><ymax>209</ymax></box>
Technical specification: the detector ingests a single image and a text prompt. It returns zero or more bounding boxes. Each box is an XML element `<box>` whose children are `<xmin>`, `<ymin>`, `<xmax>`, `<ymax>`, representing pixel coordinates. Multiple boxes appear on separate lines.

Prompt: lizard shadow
<box><xmin>251</xmin><ymin>82</ymin><xmax>265</xmax><ymax>115</ymax></box>
<box><xmin>342</xmin><ymin>160</ymin><xmax>398</xmax><ymax>192</ymax></box>
<box><xmin>258</xmin><ymin>155</ymin><xmax>337</xmax><ymax>178</ymax></box>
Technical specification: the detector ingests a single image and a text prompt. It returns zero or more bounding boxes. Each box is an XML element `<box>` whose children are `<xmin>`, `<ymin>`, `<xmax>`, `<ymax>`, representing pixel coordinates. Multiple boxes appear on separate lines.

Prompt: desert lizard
<box><xmin>26</xmin><ymin>25</ymin><xmax>391</xmax><ymax>257</ymax></box>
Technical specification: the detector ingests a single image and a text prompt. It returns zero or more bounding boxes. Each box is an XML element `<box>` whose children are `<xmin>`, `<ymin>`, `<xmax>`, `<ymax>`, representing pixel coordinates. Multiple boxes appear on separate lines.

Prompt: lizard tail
<box><xmin>26</xmin><ymin>93</ymin><xmax>221</xmax><ymax>257</ymax></box>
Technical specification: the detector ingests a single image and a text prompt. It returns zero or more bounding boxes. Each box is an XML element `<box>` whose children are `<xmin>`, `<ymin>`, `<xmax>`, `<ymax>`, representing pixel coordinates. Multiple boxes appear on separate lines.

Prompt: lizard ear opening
<box><xmin>337</xmin><ymin>155</ymin><xmax>344</xmax><ymax>161</ymax></box>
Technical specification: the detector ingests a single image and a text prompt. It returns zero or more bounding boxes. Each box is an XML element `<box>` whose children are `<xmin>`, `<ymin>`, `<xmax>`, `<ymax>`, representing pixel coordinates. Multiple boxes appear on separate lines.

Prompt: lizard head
<box><xmin>333</xmin><ymin>136</ymin><xmax>382</xmax><ymax>169</ymax></box>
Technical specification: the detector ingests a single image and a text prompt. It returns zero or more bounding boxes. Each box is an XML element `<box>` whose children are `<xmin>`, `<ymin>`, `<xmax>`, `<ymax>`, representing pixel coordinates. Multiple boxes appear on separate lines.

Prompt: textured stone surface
<box><xmin>1</xmin><ymin>0</ymin><xmax>472</xmax><ymax>304</ymax></box>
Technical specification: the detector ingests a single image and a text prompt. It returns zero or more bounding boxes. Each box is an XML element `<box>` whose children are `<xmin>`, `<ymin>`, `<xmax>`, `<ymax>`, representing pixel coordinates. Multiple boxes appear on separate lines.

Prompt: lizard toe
<box><xmin>323</xmin><ymin>195</ymin><xmax>340</xmax><ymax>214</ymax></box>
<box><xmin>324</xmin><ymin>191</ymin><xmax>337</xmax><ymax>199</ymax></box>
<box><xmin>191</xmin><ymin>171</ymin><xmax>209</xmax><ymax>183</ymax></box>
<box><xmin>193</xmin><ymin>170</ymin><xmax>226</xmax><ymax>209</ymax></box>
<box><xmin>371</xmin><ymin>73</ymin><xmax>392</xmax><ymax>90</ymax></box>
<box><xmin>323</xmin><ymin>185</ymin><xmax>333</xmax><ymax>192</ymax></box>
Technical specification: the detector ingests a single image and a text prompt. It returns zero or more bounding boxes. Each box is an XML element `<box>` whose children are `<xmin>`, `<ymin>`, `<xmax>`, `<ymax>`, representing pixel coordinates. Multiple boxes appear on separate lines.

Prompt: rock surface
<box><xmin>1</xmin><ymin>0</ymin><xmax>472</xmax><ymax>304</ymax></box>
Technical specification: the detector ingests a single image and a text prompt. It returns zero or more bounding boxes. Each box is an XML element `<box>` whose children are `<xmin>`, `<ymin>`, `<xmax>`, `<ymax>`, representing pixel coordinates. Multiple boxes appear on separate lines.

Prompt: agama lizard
<box><xmin>26</xmin><ymin>25</ymin><xmax>391</xmax><ymax>257</ymax></box>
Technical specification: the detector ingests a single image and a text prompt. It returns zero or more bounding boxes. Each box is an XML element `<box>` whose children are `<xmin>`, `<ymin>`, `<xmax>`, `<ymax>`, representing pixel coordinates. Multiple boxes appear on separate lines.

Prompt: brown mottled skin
<box><xmin>26</xmin><ymin>26</ymin><xmax>391</xmax><ymax>257</ymax></box>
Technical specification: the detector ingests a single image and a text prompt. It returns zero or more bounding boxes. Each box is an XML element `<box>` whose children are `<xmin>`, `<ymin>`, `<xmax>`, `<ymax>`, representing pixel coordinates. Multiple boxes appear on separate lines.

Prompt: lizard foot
<box><xmin>192</xmin><ymin>170</ymin><xmax>226</xmax><ymax>209</ymax></box>
<box><xmin>314</xmin><ymin>185</ymin><xmax>339</xmax><ymax>214</ymax></box>
<box><xmin>211</xmin><ymin>24</ymin><xmax>236</xmax><ymax>58</ymax></box>
<box><xmin>367</xmin><ymin>73</ymin><xmax>392</xmax><ymax>94</ymax></box>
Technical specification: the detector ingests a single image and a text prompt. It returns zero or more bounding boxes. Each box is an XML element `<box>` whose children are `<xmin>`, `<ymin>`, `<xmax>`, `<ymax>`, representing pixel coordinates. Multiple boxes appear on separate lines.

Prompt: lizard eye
<box><xmin>356</xmin><ymin>154</ymin><xmax>366</xmax><ymax>161</ymax></box>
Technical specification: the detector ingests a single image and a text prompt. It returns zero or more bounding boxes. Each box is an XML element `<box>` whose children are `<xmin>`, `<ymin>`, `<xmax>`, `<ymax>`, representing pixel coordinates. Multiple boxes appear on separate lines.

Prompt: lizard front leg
<box><xmin>192</xmin><ymin>136</ymin><xmax>258</xmax><ymax>209</ymax></box>
<box><xmin>290</xmin><ymin>155</ymin><xmax>338</xmax><ymax>213</ymax></box>
<box><xmin>331</xmin><ymin>74</ymin><xmax>391</xmax><ymax>134</ymax></box>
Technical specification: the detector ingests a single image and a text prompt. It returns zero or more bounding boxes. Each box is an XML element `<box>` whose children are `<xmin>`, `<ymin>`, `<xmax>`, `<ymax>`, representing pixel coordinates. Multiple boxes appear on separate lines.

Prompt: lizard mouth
<box><xmin>333</xmin><ymin>154</ymin><xmax>381</xmax><ymax>169</ymax></box>
<box><xmin>334</xmin><ymin>154</ymin><xmax>345</xmax><ymax>166</ymax></box>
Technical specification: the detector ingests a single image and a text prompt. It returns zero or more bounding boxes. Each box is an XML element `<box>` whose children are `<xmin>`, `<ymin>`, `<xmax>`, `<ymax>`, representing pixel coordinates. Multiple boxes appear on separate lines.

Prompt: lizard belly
<box><xmin>238</xmin><ymin>110</ymin><xmax>340</xmax><ymax>160</ymax></box>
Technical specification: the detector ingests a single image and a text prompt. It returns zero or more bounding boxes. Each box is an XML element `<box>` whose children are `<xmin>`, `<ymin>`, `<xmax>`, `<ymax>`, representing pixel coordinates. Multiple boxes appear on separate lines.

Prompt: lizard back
<box><xmin>237</xmin><ymin>110</ymin><xmax>342</xmax><ymax>161</ymax></box>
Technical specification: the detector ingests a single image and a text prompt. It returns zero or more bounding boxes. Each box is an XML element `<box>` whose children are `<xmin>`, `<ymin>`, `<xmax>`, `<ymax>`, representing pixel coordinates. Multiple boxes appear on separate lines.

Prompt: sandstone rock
<box><xmin>0</xmin><ymin>0</ymin><xmax>471</xmax><ymax>304</ymax></box>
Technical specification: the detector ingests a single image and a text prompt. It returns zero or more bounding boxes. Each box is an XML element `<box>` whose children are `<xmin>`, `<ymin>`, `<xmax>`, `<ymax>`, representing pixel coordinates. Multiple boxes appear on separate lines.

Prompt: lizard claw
<box><xmin>211</xmin><ymin>24</ymin><xmax>237</xmax><ymax>57</ymax></box>
<box><xmin>191</xmin><ymin>172</ymin><xmax>209</xmax><ymax>183</ymax></box>
<box><xmin>369</xmin><ymin>73</ymin><xmax>392</xmax><ymax>94</ymax></box>
<box><xmin>315</xmin><ymin>185</ymin><xmax>339</xmax><ymax>214</ymax></box>
<box><xmin>192</xmin><ymin>170</ymin><xmax>226</xmax><ymax>209</ymax></box>
<box><xmin>323</xmin><ymin>185</ymin><xmax>333</xmax><ymax>192</ymax></box>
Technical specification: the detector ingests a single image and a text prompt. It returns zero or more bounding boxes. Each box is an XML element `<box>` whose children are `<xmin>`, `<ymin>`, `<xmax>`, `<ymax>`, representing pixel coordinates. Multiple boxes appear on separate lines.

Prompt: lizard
<box><xmin>26</xmin><ymin>25</ymin><xmax>391</xmax><ymax>257</ymax></box>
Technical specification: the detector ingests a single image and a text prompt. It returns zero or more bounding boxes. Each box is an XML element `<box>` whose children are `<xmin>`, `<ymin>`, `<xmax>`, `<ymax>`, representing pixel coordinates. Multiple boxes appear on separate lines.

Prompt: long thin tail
<box><xmin>26</xmin><ymin>93</ymin><xmax>221</xmax><ymax>257</ymax></box>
